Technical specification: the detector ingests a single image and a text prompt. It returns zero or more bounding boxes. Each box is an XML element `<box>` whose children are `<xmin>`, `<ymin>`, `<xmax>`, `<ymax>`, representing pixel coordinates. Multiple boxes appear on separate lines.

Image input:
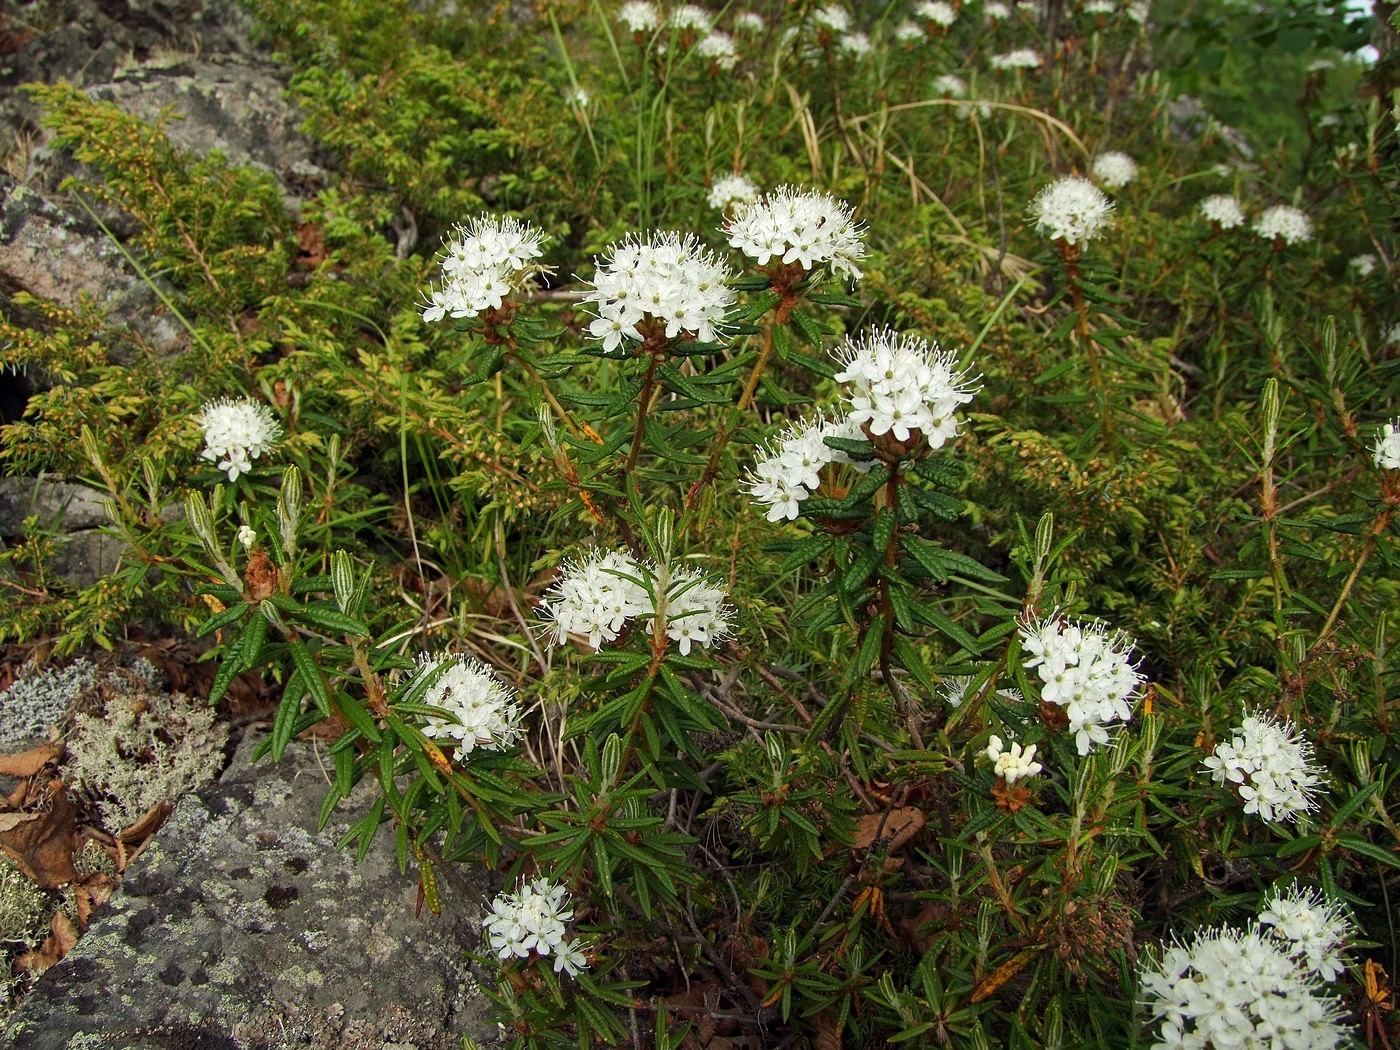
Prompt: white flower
<box><xmin>895</xmin><ymin>19</ymin><xmax>924</xmax><ymax>41</ymax></box>
<box><xmin>982</xmin><ymin>734</ymin><xmax>1043</xmax><ymax>784</ymax></box>
<box><xmin>832</xmin><ymin>328</ymin><xmax>978</xmax><ymax>447</ymax></box>
<box><xmin>746</xmin><ymin>412</ymin><xmax>867</xmax><ymax>521</ymax></box>
<box><xmin>837</xmin><ymin>30</ymin><xmax>871</xmax><ymax>55</ymax></box>
<box><xmin>696</xmin><ymin>30</ymin><xmax>739</xmax><ymax>67</ymax></box>
<box><xmin>937</xmin><ymin>675</ymin><xmax>1023</xmax><ymax>708</ymax></box>
<box><xmin>1092</xmin><ymin>150</ymin><xmax>1138</xmax><ymax>189</ymax></box>
<box><xmin>990</xmin><ymin>48</ymin><xmax>1040</xmax><ymax>70</ymax></box>
<box><xmin>198</xmin><ymin>398</ymin><xmax>282</xmax><ymax>482</ymax></box>
<box><xmin>1259</xmin><ymin>884</ymin><xmax>1353</xmax><ymax>981</ymax></box>
<box><xmin>414</xmin><ymin>654</ymin><xmax>522</xmax><ymax>754</ymax></box>
<box><xmin>581</xmin><ymin>231</ymin><xmax>736</xmax><ymax>349</ymax></box>
<box><xmin>812</xmin><ymin>3</ymin><xmax>852</xmax><ymax>32</ymax></box>
<box><xmin>1253</xmin><ymin>204</ymin><xmax>1313</xmax><ymax>246</ymax></box>
<box><xmin>652</xmin><ymin>565</ymin><xmax>733</xmax><ymax>655</ymax></box>
<box><xmin>725</xmin><ymin>185</ymin><xmax>867</xmax><ymax>280</ymax></box>
<box><xmin>538</xmin><ymin>551</ymin><xmax>732</xmax><ymax>654</ymax></box>
<box><xmin>708</xmin><ymin>172</ymin><xmax>761</xmax><ymax>211</ymax></box>
<box><xmin>1349</xmin><ymin>252</ymin><xmax>1379</xmax><ymax>277</ymax></box>
<box><xmin>538</xmin><ymin>549</ymin><xmax>652</xmax><ymax>650</ymax></box>
<box><xmin>984</xmin><ymin>1</ymin><xmax>1012</xmax><ymax>19</ymax></box>
<box><xmin>915</xmin><ymin>0</ymin><xmax>958</xmax><ymax>26</ymax></box>
<box><xmin>1202</xmin><ymin>714</ymin><xmax>1323</xmax><ymax>823</ymax></box>
<box><xmin>733</xmin><ymin>11</ymin><xmax>765</xmax><ymax>32</ymax></box>
<box><xmin>1126</xmin><ymin>0</ymin><xmax>1148</xmax><ymax>21</ymax></box>
<box><xmin>1375</xmin><ymin>419</ymin><xmax>1400</xmax><ymax>470</ymax></box>
<box><xmin>670</xmin><ymin>4</ymin><xmax>714</xmax><ymax>32</ymax></box>
<box><xmin>1140</xmin><ymin>926</ymin><xmax>1349</xmax><ymax>1050</ymax></box>
<box><xmin>1021</xmin><ymin>616</ymin><xmax>1142</xmax><ymax>754</ymax></box>
<box><xmin>1029</xmin><ymin>176</ymin><xmax>1115</xmax><ymax>245</ymax></box>
<box><xmin>932</xmin><ymin>74</ymin><xmax>968</xmax><ymax>97</ymax></box>
<box><xmin>619</xmin><ymin>0</ymin><xmax>660</xmax><ymax>31</ymax></box>
<box><xmin>1198</xmin><ymin>193</ymin><xmax>1246</xmax><ymax>229</ymax></box>
<box><xmin>236</xmin><ymin>525</ymin><xmax>257</xmax><ymax>549</ymax></box>
<box><xmin>568</xmin><ymin>86</ymin><xmax>590</xmax><ymax>109</ymax></box>
<box><xmin>421</xmin><ymin>214</ymin><xmax>549</xmax><ymax>323</ymax></box>
<box><xmin>483</xmin><ymin>878</ymin><xmax>588</xmax><ymax>977</ymax></box>
<box><xmin>1083</xmin><ymin>0</ymin><xmax>1116</xmax><ymax>14</ymax></box>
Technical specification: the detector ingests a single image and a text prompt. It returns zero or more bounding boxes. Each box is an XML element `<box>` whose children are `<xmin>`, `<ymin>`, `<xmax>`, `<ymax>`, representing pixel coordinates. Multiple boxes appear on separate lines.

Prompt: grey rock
<box><xmin>2</xmin><ymin>732</ymin><xmax>503</xmax><ymax>1050</ymax></box>
<box><xmin>0</xmin><ymin>475</ymin><xmax>114</xmax><ymax>534</ymax></box>
<box><xmin>46</xmin><ymin>529</ymin><xmax>129</xmax><ymax>590</ymax></box>
<box><xmin>86</xmin><ymin>59</ymin><xmax>328</xmax><ymax>205</ymax></box>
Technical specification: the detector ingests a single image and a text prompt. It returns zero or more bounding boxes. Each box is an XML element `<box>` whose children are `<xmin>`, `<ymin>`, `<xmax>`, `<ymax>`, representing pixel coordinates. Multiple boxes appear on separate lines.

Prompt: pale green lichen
<box><xmin>0</xmin><ymin>855</ymin><xmax>49</xmax><ymax>947</ymax></box>
<box><xmin>0</xmin><ymin>657</ymin><xmax>97</xmax><ymax>744</ymax></box>
<box><xmin>64</xmin><ymin>682</ymin><xmax>229</xmax><ymax>833</ymax></box>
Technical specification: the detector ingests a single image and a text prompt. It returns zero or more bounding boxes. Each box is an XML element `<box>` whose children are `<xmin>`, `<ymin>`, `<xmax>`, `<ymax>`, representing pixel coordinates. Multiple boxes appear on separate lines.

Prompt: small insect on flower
<box><xmin>198</xmin><ymin>398</ymin><xmax>282</xmax><ymax>482</ymax></box>
<box><xmin>413</xmin><ymin>654</ymin><xmax>523</xmax><ymax>755</ymax></box>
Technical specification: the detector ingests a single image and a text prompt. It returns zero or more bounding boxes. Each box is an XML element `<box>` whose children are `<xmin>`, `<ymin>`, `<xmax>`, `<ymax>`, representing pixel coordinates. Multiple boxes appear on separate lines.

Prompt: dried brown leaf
<box><xmin>852</xmin><ymin>806</ymin><xmax>925</xmax><ymax>853</ymax></box>
<box><xmin>16</xmin><ymin>911</ymin><xmax>79</xmax><ymax>973</ymax></box>
<box><xmin>0</xmin><ymin>741</ymin><xmax>63</xmax><ymax>778</ymax></box>
<box><xmin>0</xmin><ymin>782</ymin><xmax>79</xmax><ymax>887</ymax></box>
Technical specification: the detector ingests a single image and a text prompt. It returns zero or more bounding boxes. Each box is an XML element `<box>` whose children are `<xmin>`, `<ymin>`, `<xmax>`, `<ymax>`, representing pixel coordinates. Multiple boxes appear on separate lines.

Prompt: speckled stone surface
<box><xmin>1</xmin><ymin>733</ymin><xmax>502</xmax><ymax>1050</ymax></box>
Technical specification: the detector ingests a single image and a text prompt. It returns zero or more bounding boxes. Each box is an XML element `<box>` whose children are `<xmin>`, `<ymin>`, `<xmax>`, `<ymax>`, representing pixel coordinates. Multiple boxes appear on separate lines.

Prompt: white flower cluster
<box><xmin>1253</xmin><ymin>204</ymin><xmax>1313</xmax><ymax>246</ymax></box>
<box><xmin>1029</xmin><ymin>175</ymin><xmax>1115</xmax><ymax>246</ymax></box>
<box><xmin>1375</xmin><ymin>419</ymin><xmax>1400</xmax><ymax>470</ymax></box>
<box><xmin>915</xmin><ymin>0</ymin><xmax>958</xmax><ymax>26</ymax></box>
<box><xmin>670</xmin><ymin>3</ymin><xmax>713</xmax><ymax>31</ymax></box>
<box><xmin>1083</xmin><ymin>0</ymin><xmax>1117</xmax><ymax>15</ymax></box>
<box><xmin>982</xmin><ymin>734</ymin><xmax>1043</xmax><ymax>784</ymax></box>
<box><xmin>834</xmin><ymin>329</ymin><xmax>977</xmax><ymax>445</ymax></box>
<box><xmin>837</xmin><ymin>30</ymin><xmax>872</xmax><ymax>56</ymax></box>
<box><xmin>421</xmin><ymin>215</ymin><xmax>548</xmax><ymax>323</ymax></box>
<box><xmin>984</xmin><ymin>1</ymin><xmax>1012</xmax><ymax>19</ymax></box>
<box><xmin>415</xmin><ymin>654</ymin><xmax>522</xmax><ymax>754</ymax></box>
<box><xmin>725</xmin><ymin>186</ymin><xmax>867</xmax><ymax>280</ymax></box>
<box><xmin>895</xmin><ymin>19</ymin><xmax>924</xmax><ymax>41</ymax></box>
<box><xmin>539</xmin><ymin>549</ymin><xmax>732</xmax><ymax>655</ymax></box>
<box><xmin>932</xmin><ymin>74</ymin><xmax>968</xmax><ymax>97</ymax></box>
<box><xmin>1092</xmin><ymin>150</ymin><xmax>1138</xmax><ymax>188</ymax></box>
<box><xmin>618</xmin><ymin>0</ymin><xmax>660</xmax><ymax>31</ymax></box>
<box><xmin>937</xmin><ymin>675</ymin><xmax>1023</xmax><ymax>708</ymax></box>
<box><xmin>1202</xmin><ymin>713</ymin><xmax>1323</xmax><ymax>823</ymax></box>
<box><xmin>733</xmin><ymin>11</ymin><xmax>765</xmax><ymax>32</ymax></box>
<box><xmin>746</xmin><ymin>413</ymin><xmax>867</xmax><ymax>522</ymax></box>
<box><xmin>1140</xmin><ymin>924</ymin><xmax>1349</xmax><ymax>1050</ymax></box>
<box><xmin>812</xmin><ymin>3</ymin><xmax>852</xmax><ymax>32</ymax></box>
<box><xmin>696</xmin><ymin>29</ymin><xmax>739</xmax><ymax>67</ymax></box>
<box><xmin>1021</xmin><ymin>617</ymin><xmax>1142</xmax><ymax>754</ymax></box>
<box><xmin>707</xmin><ymin>173</ymin><xmax>761</xmax><ymax>211</ymax></box>
<box><xmin>990</xmin><ymin>48</ymin><xmax>1040</xmax><ymax>70</ymax></box>
<box><xmin>483</xmin><ymin>877</ymin><xmax>588</xmax><ymax>977</ymax></box>
<box><xmin>198</xmin><ymin>397</ymin><xmax>282</xmax><ymax>482</ymax></box>
<box><xmin>581</xmin><ymin>231</ymin><xmax>735</xmax><ymax>351</ymax></box>
<box><xmin>1258</xmin><ymin>884</ymin><xmax>1353</xmax><ymax>981</ymax></box>
<box><xmin>1197</xmin><ymin>193</ymin><xmax>1246</xmax><ymax>229</ymax></box>
<box><xmin>1349</xmin><ymin>252</ymin><xmax>1379</xmax><ymax>277</ymax></box>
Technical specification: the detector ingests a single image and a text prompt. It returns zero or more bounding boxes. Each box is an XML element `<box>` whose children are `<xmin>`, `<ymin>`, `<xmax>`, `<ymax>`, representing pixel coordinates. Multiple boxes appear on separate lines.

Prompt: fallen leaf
<box><xmin>16</xmin><ymin>911</ymin><xmax>79</xmax><ymax>974</ymax></box>
<box><xmin>0</xmin><ymin>740</ymin><xmax>63</xmax><ymax>778</ymax></box>
<box><xmin>0</xmin><ymin>782</ymin><xmax>79</xmax><ymax>887</ymax></box>
<box><xmin>71</xmin><ymin>873</ymin><xmax>115</xmax><ymax>927</ymax></box>
<box><xmin>853</xmin><ymin>806</ymin><xmax>925</xmax><ymax>853</ymax></box>
<box><xmin>118</xmin><ymin>802</ymin><xmax>171</xmax><ymax>845</ymax></box>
